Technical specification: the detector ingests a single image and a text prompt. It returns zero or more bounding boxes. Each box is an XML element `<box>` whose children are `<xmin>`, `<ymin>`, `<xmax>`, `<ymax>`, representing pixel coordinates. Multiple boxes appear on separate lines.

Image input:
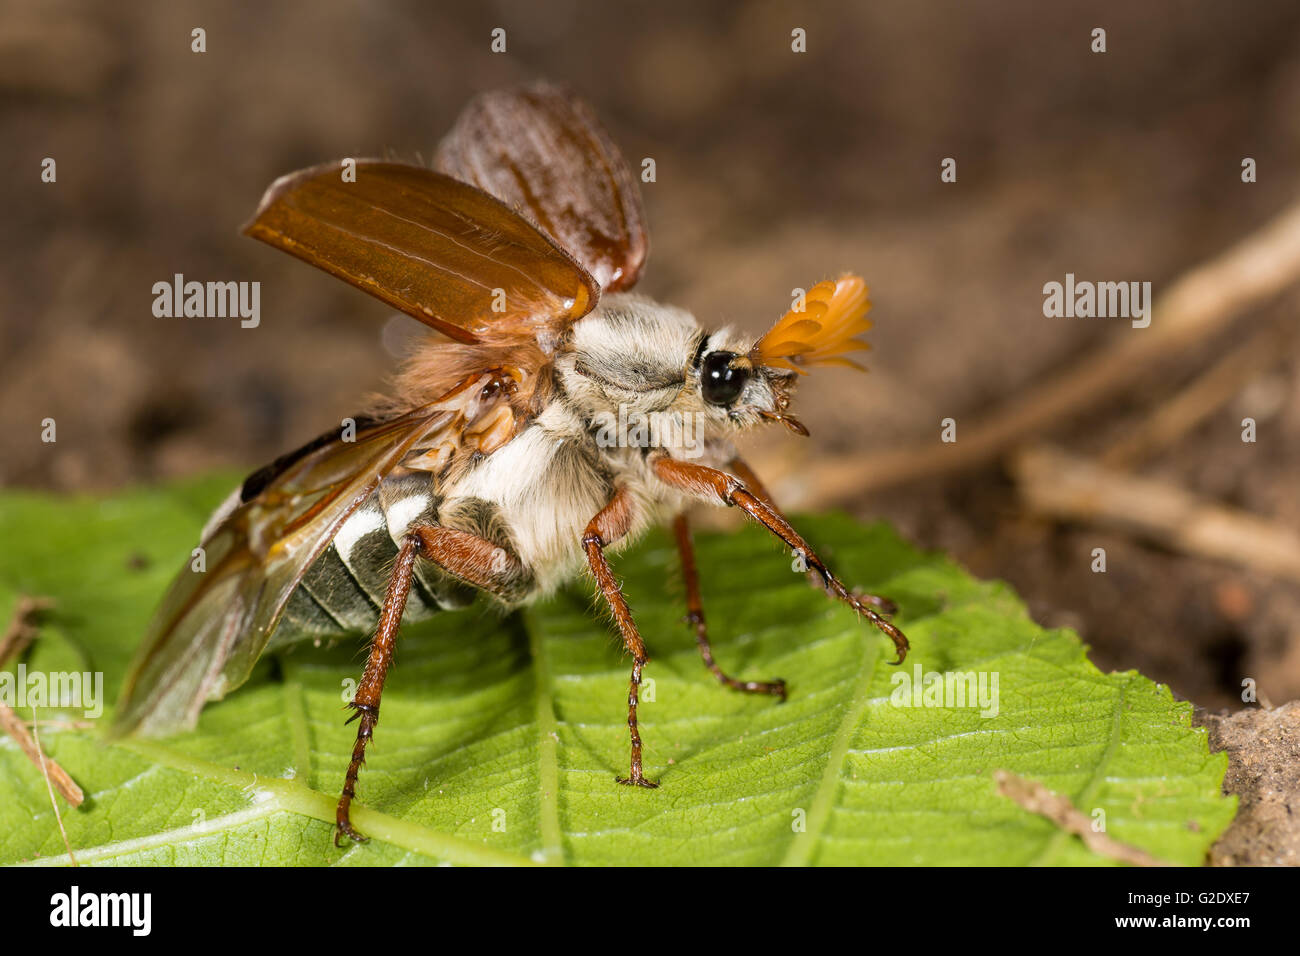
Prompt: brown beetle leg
<box><xmin>583</xmin><ymin>487</ymin><xmax>658</xmax><ymax>789</ymax></box>
<box><xmin>335</xmin><ymin>525</ymin><xmax>527</xmax><ymax>846</ymax></box>
<box><xmin>727</xmin><ymin>455</ymin><xmax>897</xmax><ymax>614</ymax></box>
<box><xmin>723</xmin><ymin>455</ymin><xmax>776</xmax><ymax>508</ymax></box>
<box><xmin>673</xmin><ymin>513</ymin><xmax>786</xmax><ymax>700</ymax></box>
<box><xmin>653</xmin><ymin>456</ymin><xmax>908</xmax><ymax>665</ymax></box>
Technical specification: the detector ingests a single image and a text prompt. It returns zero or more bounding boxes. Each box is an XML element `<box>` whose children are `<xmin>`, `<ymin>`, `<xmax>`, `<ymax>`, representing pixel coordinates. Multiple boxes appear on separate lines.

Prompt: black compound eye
<box><xmin>701</xmin><ymin>351</ymin><xmax>749</xmax><ymax>406</ymax></box>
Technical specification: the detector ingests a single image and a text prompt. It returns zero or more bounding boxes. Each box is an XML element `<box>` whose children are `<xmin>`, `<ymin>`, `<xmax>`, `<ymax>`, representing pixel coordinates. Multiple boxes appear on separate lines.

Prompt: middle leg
<box><xmin>583</xmin><ymin>486</ymin><xmax>658</xmax><ymax>789</ymax></box>
<box><xmin>673</xmin><ymin>513</ymin><xmax>786</xmax><ymax>700</ymax></box>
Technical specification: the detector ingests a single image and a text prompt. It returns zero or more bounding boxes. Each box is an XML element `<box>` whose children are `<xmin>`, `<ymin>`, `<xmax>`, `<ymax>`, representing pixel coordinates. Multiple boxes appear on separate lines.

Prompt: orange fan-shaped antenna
<box><xmin>750</xmin><ymin>275</ymin><xmax>872</xmax><ymax>374</ymax></box>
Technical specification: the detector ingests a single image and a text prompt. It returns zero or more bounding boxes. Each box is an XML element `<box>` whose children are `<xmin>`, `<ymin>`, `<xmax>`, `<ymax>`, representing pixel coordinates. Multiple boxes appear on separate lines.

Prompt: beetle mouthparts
<box><xmin>759</xmin><ymin>409</ymin><xmax>810</xmax><ymax>436</ymax></box>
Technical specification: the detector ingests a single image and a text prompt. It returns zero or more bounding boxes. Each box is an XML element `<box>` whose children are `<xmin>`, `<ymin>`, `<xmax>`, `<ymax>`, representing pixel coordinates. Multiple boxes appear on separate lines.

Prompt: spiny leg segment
<box><xmin>673</xmin><ymin>513</ymin><xmax>786</xmax><ymax>699</ymax></box>
<box><xmin>583</xmin><ymin>486</ymin><xmax>658</xmax><ymax>789</ymax></box>
<box><xmin>335</xmin><ymin>524</ymin><xmax>527</xmax><ymax>845</ymax></box>
<box><xmin>653</xmin><ymin>456</ymin><xmax>908</xmax><ymax>664</ymax></box>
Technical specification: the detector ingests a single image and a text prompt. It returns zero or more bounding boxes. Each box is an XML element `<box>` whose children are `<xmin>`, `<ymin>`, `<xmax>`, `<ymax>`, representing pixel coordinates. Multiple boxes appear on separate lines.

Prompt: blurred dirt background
<box><xmin>2</xmin><ymin>0</ymin><xmax>1299</xmax><ymax>735</ymax></box>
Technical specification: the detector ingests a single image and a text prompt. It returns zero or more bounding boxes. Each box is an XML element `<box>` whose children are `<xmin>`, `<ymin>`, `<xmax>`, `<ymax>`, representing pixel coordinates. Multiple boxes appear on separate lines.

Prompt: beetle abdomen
<box><xmin>268</xmin><ymin>471</ymin><xmax>475</xmax><ymax>649</ymax></box>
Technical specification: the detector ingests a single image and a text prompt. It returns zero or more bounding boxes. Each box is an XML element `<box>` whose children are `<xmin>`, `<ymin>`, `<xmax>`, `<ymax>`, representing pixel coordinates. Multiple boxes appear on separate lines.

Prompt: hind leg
<box><xmin>335</xmin><ymin>526</ymin><xmax>528</xmax><ymax>846</ymax></box>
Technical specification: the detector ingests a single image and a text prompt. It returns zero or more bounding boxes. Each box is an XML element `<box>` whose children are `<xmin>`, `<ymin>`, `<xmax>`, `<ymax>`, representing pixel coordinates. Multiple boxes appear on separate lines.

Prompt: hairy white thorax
<box><xmin>436</xmin><ymin>293</ymin><xmax>750</xmax><ymax>600</ymax></box>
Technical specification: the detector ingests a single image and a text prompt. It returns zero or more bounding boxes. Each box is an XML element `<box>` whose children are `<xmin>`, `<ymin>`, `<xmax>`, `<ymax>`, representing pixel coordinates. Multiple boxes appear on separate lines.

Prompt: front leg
<box><xmin>728</xmin><ymin>455</ymin><xmax>896</xmax><ymax>614</ymax></box>
<box><xmin>652</xmin><ymin>456</ymin><xmax>909</xmax><ymax>664</ymax></box>
<box><xmin>583</xmin><ymin>486</ymin><xmax>658</xmax><ymax>789</ymax></box>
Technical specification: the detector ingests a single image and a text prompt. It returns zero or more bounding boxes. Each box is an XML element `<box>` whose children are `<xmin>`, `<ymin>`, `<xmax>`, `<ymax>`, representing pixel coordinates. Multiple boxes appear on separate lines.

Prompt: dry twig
<box><xmin>0</xmin><ymin>595</ymin><xmax>51</xmax><ymax>665</ymax></box>
<box><xmin>1100</xmin><ymin>320</ymin><xmax>1293</xmax><ymax>468</ymax></box>
<box><xmin>32</xmin><ymin>714</ymin><xmax>79</xmax><ymax>864</ymax></box>
<box><xmin>0</xmin><ymin>704</ymin><xmax>84</xmax><ymax>807</ymax></box>
<box><xmin>0</xmin><ymin>596</ymin><xmax>85</xmax><ymax>808</ymax></box>
<box><xmin>994</xmin><ymin>769</ymin><xmax>1173</xmax><ymax>866</ymax></box>
<box><xmin>1011</xmin><ymin>446</ymin><xmax>1300</xmax><ymax>583</ymax></box>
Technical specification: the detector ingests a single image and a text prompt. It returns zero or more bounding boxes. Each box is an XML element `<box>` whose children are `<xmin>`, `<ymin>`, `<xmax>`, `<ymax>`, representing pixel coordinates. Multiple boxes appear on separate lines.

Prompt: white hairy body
<box><xmin>253</xmin><ymin>293</ymin><xmax>770</xmax><ymax>644</ymax></box>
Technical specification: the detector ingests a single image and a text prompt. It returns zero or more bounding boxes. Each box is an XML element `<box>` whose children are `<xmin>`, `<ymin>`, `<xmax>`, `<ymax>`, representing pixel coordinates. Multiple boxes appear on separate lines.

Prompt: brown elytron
<box><xmin>112</xmin><ymin>81</ymin><xmax>908</xmax><ymax>845</ymax></box>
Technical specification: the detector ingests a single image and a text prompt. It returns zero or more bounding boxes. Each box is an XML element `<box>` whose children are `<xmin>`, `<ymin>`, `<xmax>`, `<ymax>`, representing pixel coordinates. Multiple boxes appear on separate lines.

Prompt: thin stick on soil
<box><xmin>1011</xmin><ymin>445</ymin><xmax>1300</xmax><ymax>583</ymax></box>
<box><xmin>1099</xmin><ymin>320</ymin><xmax>1294</xmax><ymax>468</ymax></box>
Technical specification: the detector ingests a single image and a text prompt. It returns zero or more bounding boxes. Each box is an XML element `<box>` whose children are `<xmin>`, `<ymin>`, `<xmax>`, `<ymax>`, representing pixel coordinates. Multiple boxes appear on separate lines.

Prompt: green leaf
<box><xmin>0</xmin><ymin>476</ymin><xmax>1234</xmax><ymax>866</ymax></box>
